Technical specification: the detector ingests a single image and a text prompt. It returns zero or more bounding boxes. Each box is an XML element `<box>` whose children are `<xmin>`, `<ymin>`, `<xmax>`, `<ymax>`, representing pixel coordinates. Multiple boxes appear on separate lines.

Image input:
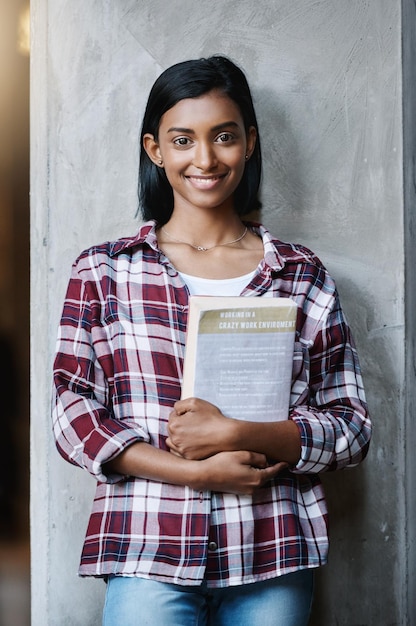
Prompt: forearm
<box><xmin>227</xmin><ymin>418</ymin><xmax>301</xmax><ymax>465</ymax></box>
<box><xmin>104</xmin><ymin>441</ymin><xmax>288</xmax><ymax>495</ymax></box>
<box><xmin>104</xmin><ymin>441</ymin><xmax>200</xmax><ymax>487</ymax></box>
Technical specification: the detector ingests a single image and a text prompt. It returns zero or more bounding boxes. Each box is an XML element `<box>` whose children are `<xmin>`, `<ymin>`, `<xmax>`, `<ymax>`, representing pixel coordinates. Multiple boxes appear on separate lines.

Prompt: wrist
<box><xmin>213</xmin><ymin>415</ymin><xmax>240</xmax><ymax>451</ymax></box>
<box><xmin>225</xmin><ymin>416</ymin><xmax>249</xmax><ymax>450</ymax></box>
<box><xmin>185</xmin><ymin>459</ymin><xmax>206</xmax><ymax>491</ymax></box>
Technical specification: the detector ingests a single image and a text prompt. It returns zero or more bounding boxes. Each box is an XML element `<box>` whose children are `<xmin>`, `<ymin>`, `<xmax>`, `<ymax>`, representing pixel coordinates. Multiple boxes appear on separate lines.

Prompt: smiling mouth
<box><xmin>186</xmin><ymin>174</ymin><xmax>227</xmax><ymax>188</ymax></box>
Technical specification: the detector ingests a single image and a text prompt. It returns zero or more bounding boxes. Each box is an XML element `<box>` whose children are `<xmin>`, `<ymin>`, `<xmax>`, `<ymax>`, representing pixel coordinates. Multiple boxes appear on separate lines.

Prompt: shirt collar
<box><xmin>249</xmin><ymin>222</ymin><xmax>285</xmax><ymax>272</ymax></box>
<box><xmin>108</xmin><ymin>221</ymin><xmax>159</xmax><ymax>257</ymax></box>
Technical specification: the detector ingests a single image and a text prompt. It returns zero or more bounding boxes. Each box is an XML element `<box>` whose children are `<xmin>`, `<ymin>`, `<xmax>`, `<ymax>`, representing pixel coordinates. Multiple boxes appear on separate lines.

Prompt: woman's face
<box><xmin>144</xmin><ymin>90</ymin><xmax>256</xmax><ymax>216</ymax></box>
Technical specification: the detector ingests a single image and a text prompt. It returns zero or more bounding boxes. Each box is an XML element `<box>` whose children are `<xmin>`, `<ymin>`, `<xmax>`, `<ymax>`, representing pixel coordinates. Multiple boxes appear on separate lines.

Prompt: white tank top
<box><xmin>178</xmin><ymin>270</ymin><xmax>256</xmax><ymax>296</ymax></box>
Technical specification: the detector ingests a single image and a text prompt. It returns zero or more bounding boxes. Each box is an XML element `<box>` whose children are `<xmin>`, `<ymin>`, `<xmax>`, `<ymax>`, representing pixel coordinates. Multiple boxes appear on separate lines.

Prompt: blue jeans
<box><xmin>103</xmin><ymin>569</ymin><xmax>314</xmax><ymax>626</ymax></box>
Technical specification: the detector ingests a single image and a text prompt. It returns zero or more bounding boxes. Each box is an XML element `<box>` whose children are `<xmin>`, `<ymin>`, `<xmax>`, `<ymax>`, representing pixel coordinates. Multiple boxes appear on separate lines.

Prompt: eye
<box><xmin>216</xmin><ymin>132</ymin><xmax>234</xmax><ymax>143</ymax></box>
<box><xmin>173</xmin><ymin>136</ymin><xmax>192</xmax><ymax>146</ymax></box>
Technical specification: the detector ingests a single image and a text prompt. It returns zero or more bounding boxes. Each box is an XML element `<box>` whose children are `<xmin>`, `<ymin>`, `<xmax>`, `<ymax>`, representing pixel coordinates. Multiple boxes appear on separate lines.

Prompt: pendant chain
<box><xmin>161</xmin><ymin>226</ymin><xmax>248</xmax><ymax>251</ymax></box>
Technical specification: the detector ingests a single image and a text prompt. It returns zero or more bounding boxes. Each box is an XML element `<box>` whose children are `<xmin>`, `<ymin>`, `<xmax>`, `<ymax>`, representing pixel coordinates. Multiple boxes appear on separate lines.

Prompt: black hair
<box><xmin>138</xmin><ymin>56</ymin><xmax>262</xmax><ymax>223</ymax></box>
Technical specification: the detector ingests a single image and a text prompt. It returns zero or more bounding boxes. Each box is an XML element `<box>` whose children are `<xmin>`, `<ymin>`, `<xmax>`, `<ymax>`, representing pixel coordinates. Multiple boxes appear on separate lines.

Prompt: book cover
<box><xmin>182</xmin><ymin>296</ymin><xmax>298</xmax><ymax>422</ymax></box>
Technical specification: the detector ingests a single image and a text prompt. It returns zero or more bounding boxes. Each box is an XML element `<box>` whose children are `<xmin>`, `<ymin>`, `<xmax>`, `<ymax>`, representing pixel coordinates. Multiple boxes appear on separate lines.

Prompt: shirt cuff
<box><xmin>85</xmin><ymin>425</ymin><xmax>151</xmax><ymax>484</ymax></box>
<box><xmin>290</xmin><ymin>408</ymin><xmax>335</xmax><ymax>474</ymax></box>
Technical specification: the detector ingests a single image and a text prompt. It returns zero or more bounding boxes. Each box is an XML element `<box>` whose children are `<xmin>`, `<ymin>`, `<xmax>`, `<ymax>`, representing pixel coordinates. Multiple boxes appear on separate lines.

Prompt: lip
<box><xmin>185</xmin><ymin>173</ymin><xmax>228</xmax><ymax>190</ymax></box>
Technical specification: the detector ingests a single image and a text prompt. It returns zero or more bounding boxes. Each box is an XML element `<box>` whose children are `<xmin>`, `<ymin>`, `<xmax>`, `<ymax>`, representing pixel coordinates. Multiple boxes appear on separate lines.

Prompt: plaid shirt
<box><xmin>52</xmin><ymin>221</ymin><xmax>371</xmax><ymax>587</ymax></box>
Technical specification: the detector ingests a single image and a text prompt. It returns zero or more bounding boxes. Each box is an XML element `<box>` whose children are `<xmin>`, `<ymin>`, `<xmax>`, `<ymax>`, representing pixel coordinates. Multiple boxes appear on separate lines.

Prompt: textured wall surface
<box><xmin>402</xmin><ymin>0</ymin><xmax>416</xmax><ymax>623</ymax></box>
<box><xmin>31</xmin><ymin>1</ymin><xmax>411</xmax><ymax>624</ymax></box>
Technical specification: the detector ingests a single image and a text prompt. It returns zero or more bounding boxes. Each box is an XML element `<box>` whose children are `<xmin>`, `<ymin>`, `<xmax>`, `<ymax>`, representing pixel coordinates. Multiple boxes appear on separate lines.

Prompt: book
<box><xmin>181</xmin><ymin>296</ymin><xmax>298</xmax><ymax>422</ymax></box>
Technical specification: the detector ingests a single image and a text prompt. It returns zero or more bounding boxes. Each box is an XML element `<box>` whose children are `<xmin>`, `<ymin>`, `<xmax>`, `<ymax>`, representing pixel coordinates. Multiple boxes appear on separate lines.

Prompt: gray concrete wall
<box><xmin>30</xmin><ymin>1</ymin><xmax>413</xmax><ymax>624</ymax></box>
<box><xmin>403</xmin><ymin>0</ymin><xmax>416</xmax><ymax>623</ymax></box>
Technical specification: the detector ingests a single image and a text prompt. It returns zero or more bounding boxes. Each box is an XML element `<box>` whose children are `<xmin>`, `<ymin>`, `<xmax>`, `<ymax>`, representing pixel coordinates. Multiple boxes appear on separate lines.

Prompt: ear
<box><xmin>143</xmin><ymin>133</ymin><xmax>164</xmax><ymax>166</ymax></box>
<box><xmin>245</xmin><ymin>126</ymin><xmax>257</xmax><ymax>160</ymax></box>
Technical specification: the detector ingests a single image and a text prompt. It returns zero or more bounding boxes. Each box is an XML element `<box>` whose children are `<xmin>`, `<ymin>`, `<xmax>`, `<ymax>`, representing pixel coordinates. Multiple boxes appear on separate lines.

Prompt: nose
<box><xmin>193</xmin><ymin>141</ymin><xmax>218</xmax><ymax>171</ymax></box>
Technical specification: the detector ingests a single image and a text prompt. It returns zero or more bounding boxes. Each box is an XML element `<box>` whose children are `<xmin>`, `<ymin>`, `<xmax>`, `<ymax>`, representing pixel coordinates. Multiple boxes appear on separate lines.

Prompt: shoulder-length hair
<box><xmin>138</xmin><ymin>56</ymin><xmax>262</xmax><ymax>224</ymax></box>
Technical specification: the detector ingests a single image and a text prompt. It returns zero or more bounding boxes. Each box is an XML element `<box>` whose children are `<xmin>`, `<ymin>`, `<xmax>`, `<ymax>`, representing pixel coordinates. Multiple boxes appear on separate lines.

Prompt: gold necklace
<box><xmin>161</xmin><ymin>226</ymin><xmax>248</xmax><ymax>251</ymax></box>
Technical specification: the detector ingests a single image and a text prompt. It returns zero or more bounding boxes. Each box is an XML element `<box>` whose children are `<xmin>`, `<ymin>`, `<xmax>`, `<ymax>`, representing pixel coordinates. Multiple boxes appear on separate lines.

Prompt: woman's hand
<box><xmin>167</xmin><ymin>397</ymin><xmax>236</xmax><ymax>459</ymax></box>
<box><xmin>191</xmin><ymin>450</ymin><xmax>288</xmax><ymax>495</ymax></box>
<box><xmin>167</xmin><ymin>396</ymin><xmax>302</xmax><ymax>466</ymax></box>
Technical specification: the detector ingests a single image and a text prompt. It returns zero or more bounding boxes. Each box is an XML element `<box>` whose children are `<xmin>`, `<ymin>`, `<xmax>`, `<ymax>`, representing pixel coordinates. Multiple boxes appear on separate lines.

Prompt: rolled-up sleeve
<box><xmin>290</xmin><ymin>286</ymin><xmax>371</xmax><ymax>474</ymax></box>
<box><xmin>52</xmin><ymin>261</ymin><xmax>150</xmax><ymax>483</ymax></box>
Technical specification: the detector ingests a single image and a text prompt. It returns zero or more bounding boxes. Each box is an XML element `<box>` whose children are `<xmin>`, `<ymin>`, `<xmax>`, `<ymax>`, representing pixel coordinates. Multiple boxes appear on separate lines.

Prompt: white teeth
<box><xmin>188</xmin><ymin>176</ymin><xmax>221</xmax><ymax>185</ymax></box>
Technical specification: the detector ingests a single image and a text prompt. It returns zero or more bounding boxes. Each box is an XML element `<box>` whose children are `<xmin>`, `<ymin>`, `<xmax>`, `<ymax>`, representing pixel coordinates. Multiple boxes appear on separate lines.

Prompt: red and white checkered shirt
<box><xmin>52</xmin><ymin>221</ymin><xmax>371</xmax><ymax>586</ymax></box>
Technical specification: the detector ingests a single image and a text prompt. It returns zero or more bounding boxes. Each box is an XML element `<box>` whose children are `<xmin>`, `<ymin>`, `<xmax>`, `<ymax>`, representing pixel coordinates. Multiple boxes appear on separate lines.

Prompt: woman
<box><xmin>52</xmin><ymin>56</ymin><xmax>372</xmax><ymax>625</ymax></box>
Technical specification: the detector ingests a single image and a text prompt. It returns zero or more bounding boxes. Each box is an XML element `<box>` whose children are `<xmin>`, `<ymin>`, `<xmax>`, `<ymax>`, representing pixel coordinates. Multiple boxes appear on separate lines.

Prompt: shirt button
<box><xmin>208</xmin><ymin>542</ymin><xmax>218</xmax><ymax>552</ymax></box>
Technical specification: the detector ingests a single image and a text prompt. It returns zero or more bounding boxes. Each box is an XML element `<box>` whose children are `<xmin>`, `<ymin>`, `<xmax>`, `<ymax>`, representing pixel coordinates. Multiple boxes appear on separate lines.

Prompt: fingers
<box><xmin>173</xmin><ymin>397</ymin><xmax>219</xmax><ymax>415</ymax></box>
<box><xmin>165</xmin><ymin>436</ymin><xmax>174</xmax><ymax>451</ymax></box>
<box><xmin>242</xmin><ymin>452</ymin><xmax>289</xmax><ymax>472</ymax></box>
<box><xmin>165</xmin><ymin>437</ymin><xmax>184</xmax><ymax>457</ymax></box>
<box><xmin>237</xmin><ymin>457</ymin><xmax>290</xmax><ymax>494</ymax></box>
<box><xmin>173</xmin><ymin>397</ymin><xmax>198</xmax><ymax>415</ymax></box>
<box><xmin>265</xmin><ymin>461</ymin><xmax>289</xmax><ymax>478</ymax></box>
<box><xmin>238</xmin><ymin>450</ymin><xmax>270</xmax><ymax>469</ymax></box>
<box><xmin>244</xmin><ymin>455</ymin><xmax>289</xmax><ymax>490</ymax></box>
<box><xmin>171</xmin><ymin>404</ymin><xmax>186</xmax><ymax>417</ymax></box>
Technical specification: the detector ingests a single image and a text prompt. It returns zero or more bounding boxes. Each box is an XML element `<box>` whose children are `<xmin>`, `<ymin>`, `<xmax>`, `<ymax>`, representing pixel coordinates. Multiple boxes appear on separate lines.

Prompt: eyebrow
<box><xmin>166</xmin><ymin>121</ymin><xmax>240</xmax><ymax>134</ymax></box>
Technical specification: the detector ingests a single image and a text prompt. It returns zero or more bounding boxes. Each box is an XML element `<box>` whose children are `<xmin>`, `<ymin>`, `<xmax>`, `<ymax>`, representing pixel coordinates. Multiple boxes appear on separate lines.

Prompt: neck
<box><xmin>163</xmin><ymin>209</ymin><xmax>245</xmax><ymax>245</ymax></box>
<box><xmin>161</xmin><ymin>224</ymin><xmax>248</xmax><ymax>252</ymax></box>
<box><xmin>162</xmin><ymin>222</ymin><xmax>246</xmax><ymax>250</ymax></box>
